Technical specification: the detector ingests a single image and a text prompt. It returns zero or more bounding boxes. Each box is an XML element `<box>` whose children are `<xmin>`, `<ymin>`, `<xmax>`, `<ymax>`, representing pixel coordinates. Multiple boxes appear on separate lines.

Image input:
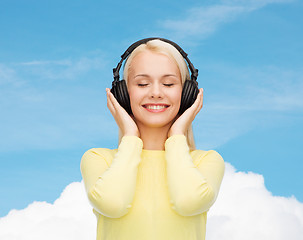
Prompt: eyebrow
<box><xmin>134</xmin><ymin>74</ymin><xmax>178</xmax><ymax>79</ymax></box>
<box><xmin>134</xmin><ymin>74</ymin><xmax>150</xmax><ymax>79</ymax></box>
<box><xmin>162</xmin><ymin>74</ymin><xmax>178</xmax><ymax>78</ymax></box>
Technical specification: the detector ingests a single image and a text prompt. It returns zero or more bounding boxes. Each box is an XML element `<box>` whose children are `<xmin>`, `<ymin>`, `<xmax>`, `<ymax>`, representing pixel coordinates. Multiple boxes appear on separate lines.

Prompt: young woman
<box><xmin>81</xmin><ymin>38</ymin><xmax>225</xmax><ymax>240</ymax></box>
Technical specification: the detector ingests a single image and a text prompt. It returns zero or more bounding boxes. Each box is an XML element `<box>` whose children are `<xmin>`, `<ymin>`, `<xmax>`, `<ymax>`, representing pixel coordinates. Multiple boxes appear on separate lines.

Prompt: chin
<box><xmin>132</xmin><ymin>107</ymin><xmax>179</xmax><ymax>128</ymax></box>
<box><xmin>136</xmin><ymin>117</ymin><xmax>175</xmax><ymax>129</ymax></box>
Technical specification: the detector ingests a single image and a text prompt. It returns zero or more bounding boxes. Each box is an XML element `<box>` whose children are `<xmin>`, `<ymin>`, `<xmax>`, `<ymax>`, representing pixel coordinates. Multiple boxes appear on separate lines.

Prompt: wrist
<box><xmin>123</xmin><ymin>130</ymin><xmax>140</xmax><ymax>138</ymax></box>
<box><xmin>168</xmin><ymin>130</ymin><xmax>185</xmax><ymax>138</ymax></box>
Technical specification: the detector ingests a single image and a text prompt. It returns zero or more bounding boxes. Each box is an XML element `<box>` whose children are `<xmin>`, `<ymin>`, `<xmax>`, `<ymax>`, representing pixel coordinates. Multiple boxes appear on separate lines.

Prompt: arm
<box><xmin>165</xmin><ymin>134</ymin><xmax>225</xmax><ymax>216</ymax></box>
<box><xmin>80</xmin><ymin>136</ymin><xmax>143</xmax><ymax>218</ymax></box>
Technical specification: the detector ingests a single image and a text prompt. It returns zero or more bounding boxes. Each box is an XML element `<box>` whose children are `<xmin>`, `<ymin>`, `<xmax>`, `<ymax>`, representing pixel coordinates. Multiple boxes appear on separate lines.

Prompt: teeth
<box><xmin>145</xmin><ymin>105</ymin><xmax>166</xmax><ymax>110</ymax></box>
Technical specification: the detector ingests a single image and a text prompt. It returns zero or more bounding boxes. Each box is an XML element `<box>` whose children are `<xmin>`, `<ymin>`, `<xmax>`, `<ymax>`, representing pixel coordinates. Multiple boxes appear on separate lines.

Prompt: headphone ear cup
<box><xmin>111</xmin><ymin>80</ymin><xmax>132</xmax><ymax>115</ymax></box>
<box><xmin>179</xmin><ymin>79</ymin><xmax>199</xmax><ymax>114</ymax></box>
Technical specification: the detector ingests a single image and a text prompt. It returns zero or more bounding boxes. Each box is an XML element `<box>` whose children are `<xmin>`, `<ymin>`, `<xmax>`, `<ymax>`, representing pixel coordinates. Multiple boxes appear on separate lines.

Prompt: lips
<box><xmin>142</xmin><ymin>104</ymin><xmax>170</xmax><ymax>112</ymax></box>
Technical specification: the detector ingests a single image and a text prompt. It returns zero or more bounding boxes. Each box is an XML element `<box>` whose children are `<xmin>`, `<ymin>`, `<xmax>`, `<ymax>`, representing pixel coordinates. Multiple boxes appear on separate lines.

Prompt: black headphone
<box><xmin>111</xmin><ymin>37</ymin><xmax>199</xmax><ymax>115</ymax></box>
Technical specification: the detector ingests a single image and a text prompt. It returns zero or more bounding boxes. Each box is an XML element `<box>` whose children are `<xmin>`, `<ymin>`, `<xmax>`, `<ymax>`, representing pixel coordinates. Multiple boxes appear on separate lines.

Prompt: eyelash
<box><xmin>137</xmin><ymin>83</ymin><xmax>174</xmax><ymax>87</ymax></box>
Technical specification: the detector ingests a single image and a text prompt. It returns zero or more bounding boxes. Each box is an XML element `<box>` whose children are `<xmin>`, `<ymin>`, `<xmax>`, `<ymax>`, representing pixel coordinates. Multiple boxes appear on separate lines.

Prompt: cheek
<box><xmin>127</xmin><ymin>86</ymin><xmax>136</xmax><ymax>101</ymax></box>
<box><xmin>128</xmin><ymin>88</ymin><xmax>143</xmax><ymax>108</ymax></box>
<box><xmin>171</xmin><ymin>88</ymin><xmax>183</xmax><ymax>105</ymax></box>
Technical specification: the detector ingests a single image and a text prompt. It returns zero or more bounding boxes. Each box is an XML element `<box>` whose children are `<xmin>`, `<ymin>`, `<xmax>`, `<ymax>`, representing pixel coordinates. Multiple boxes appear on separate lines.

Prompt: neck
<box><xmin>137</xmin><ymin>124</ymin><xmax>171</xmax><ymax>150</ymax></box>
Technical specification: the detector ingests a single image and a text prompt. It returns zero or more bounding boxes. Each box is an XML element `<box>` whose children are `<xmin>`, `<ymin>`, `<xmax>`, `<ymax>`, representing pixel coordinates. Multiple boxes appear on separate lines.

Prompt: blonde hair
<box><xmin>118</xmin><ymin>39</ymin><xmax>196</xmax><ymax>150</ymax></box>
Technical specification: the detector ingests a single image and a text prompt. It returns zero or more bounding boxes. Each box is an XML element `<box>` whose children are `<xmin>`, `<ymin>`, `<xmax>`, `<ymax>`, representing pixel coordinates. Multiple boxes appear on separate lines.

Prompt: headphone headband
<box><xmin>112</xmin><ymin>37</ymin><xmax>199</xmax><ymax>84</ymax></box>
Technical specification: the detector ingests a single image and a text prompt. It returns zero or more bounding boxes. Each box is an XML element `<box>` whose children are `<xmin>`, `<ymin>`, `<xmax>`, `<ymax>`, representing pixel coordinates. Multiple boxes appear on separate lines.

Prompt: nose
<box><xmin>149</xmin><ymin>82</ymin><xmax>163</xmax><ymax>99</ymax></box>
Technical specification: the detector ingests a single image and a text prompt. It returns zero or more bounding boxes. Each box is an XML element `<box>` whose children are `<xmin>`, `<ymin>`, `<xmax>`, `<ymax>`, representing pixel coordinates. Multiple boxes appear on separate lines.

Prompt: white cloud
<box><xmin>0</xmin><ymin>182</ymin><xmax>96</xmax><ymax>240</ymax></box>
<box><xmin>19</xmin><ymin>60</ymin><xmax>72</xmax><ymax>66</ymax></box>
<box><xmin>0</xmin><ymin>64</ymin><xmax>15</xmax><ymax>84</ymax></box>
<box><xmin>0</xmin><ymin>164</ymin><xmax>302</xmax><ymax>240</ymax></box>
<box><xmin>160</xmin><ymin>0</ymin><xmax>294</xmax><ymax>40</ymax></box>
<box><xmin>221</xmin><ymin>0</ymin><xmax>294</xmax><ymax>7</ymax></box>
<box><xmin>207</xmin><ymin>163</ymin><xmax>303</xmax><ymax>240</ymax></box>
<box><xmin>0</xmin><ymin>64</ymin><xmax>25</xmax><ymax>87</ymax></box>
<box><xmin>161</xmin><ymin>5</ymin><xmax>246</xmax><ymax>39</ymax></box>
<box><xmin>17</xmin><ymin>56</ymin><xmax>107</xmax><ymax>80</ymax></box>
<box><xmin>1</xmin><ymin>53</ymin><xmax>108</xmax><ymax>87</ymax></box>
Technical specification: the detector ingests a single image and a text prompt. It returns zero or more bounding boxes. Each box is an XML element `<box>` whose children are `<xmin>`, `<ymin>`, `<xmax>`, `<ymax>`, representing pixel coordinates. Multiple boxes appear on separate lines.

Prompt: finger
<box><xmin>198</xmin><ymin>88</ymin><xmax>203</xmax><ymax>110</ymax></box>
<box><xmin>106</xmin><ymin>88</ymin><xmax>126</xmax><ymax>113</ymax></box>
<box><xmin>106</xmin><ymin>88</ymin><xmax>130</xmax><ymax>122</ymax></box>
<box><xmin>193</xmin><ymin>88</ymin><xmax>203</xmax><ymax>116</ymax></box>
<box><xmin>179</xmin><ymin>92</ymin><xmax>200</xmax><ymax>118</ymax></box>
<box><xmin>183</xmin><ymin>88</ymin><xmax>202</xmax><ymax>113</ymax></box>
<box><xmin>106</xmin><ymin>89</ymin><xmax>114</xmax><ymax>109</ymax></box>
<box><xmin>107</xmin><ymin>88</ymin><xmax>122</xmax><ymax>112</ymax></box>
<box><xmin>197</xmin><ymin>88</ymin><xmax>203</xmax><ymax>112</ymax></box>
<box><xmin>200</xmin><ymin>88</ymin><xmax>204</xmax><ymax>109</ymax></box>
<box><xmin>106</xmin><ymin>89</ymin><xmax>116</xmax><ymax>115</ymax></box>
<box><xmin>193</xmin><ymin>88</ymin><xmax>203</xmax><ymax>107</ymax></box>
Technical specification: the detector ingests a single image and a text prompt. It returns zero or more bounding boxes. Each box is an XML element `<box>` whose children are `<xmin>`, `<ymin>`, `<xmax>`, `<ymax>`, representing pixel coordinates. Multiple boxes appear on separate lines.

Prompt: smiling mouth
<box><xmin>142</xmin><ymin>104</ymin><xmax>170</xmax><ymax>111</ymax></box>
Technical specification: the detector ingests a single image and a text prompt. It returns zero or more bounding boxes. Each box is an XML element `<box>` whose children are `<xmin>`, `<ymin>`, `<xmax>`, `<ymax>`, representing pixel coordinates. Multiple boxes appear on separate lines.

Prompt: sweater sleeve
<box><xmin>165</xmin><ymin>134</ymin><xmax>225</xmax><ymax>217</ymax></box>
<box><xmin>80</xmin><ymin>136</ymin><xmax>143</xmax><ymax>218</ymax></box>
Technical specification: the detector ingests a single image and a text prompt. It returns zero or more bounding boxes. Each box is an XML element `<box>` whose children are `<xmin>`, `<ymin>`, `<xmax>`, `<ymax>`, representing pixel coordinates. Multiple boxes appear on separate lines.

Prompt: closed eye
<box><xmin>138</xmin><ymin>83</ymin><xmax>148</xmax><ymax>87</ymax></box>
<box><xmin>163</xmin><ymin>83</ymin><xmax>174</xmax><ymax>87</ymax></box>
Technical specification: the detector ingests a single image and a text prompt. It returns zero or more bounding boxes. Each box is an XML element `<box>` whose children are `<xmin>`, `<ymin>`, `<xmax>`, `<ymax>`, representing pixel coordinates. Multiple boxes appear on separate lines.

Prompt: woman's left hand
<box><xmin>168</xmin><ymin>88</ymin><xmax>203</xmax><ymax>138</ymax></box>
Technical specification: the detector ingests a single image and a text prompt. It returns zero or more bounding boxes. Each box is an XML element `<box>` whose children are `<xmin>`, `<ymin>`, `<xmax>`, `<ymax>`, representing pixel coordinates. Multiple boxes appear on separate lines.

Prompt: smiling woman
<box><xmin>80</xmin><ymin>38</ymin><xmax>225</xmax><ymax>240</ymax></box>
<box><xmin>127</xmin><ymin>49</ymin><xmax>183</xmax><ymax>140</ymax></box>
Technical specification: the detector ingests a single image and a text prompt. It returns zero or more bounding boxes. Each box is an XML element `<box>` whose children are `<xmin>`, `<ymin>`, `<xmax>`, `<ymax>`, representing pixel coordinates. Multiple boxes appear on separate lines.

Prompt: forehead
<box><xmin>129</xmin><ymin>50</ymin><xmax>180</xmax><ymax>74</ymax></box>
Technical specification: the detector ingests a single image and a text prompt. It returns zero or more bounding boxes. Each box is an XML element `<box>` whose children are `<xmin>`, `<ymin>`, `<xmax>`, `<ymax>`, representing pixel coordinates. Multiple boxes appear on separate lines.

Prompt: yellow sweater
<box><xmin>80</xmin><ymin>135</ymin><xmax>225</xmax><ymax>240</ymax></box>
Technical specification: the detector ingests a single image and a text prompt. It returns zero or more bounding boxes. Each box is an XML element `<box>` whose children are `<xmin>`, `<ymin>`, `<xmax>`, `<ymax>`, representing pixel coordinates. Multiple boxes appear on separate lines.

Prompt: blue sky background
<box><xmin>0</xmin><ymin>0</ymin><xmax>302</xmax><ymax>217</ymax></box>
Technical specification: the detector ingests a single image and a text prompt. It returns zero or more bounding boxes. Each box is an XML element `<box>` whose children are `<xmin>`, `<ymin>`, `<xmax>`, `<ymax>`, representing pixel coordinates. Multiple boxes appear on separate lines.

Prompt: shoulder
<box><xmin>190</xmin><ymin>149</ymin><xmax>224</xmax><ymax>168</ymax></box>
<box><xmin>81</xmin><ymin>147</ymin><xmax>118</xmax><ymax>167</ymax></box>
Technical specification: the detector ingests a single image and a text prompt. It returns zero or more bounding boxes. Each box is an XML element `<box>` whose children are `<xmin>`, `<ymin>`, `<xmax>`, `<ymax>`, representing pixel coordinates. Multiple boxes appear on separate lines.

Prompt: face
<box><xmin>127</xmin><ymin>50</ymin><xmax>182</xmax><ymax>130</ymax></box>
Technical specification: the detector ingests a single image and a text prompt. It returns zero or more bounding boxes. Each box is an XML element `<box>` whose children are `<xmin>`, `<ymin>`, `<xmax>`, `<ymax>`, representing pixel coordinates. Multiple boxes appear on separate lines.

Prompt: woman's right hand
<box><xmin>106</xmin><ymin>88</ymin><xmax>140</xmax><ymax>137</ymax></box>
